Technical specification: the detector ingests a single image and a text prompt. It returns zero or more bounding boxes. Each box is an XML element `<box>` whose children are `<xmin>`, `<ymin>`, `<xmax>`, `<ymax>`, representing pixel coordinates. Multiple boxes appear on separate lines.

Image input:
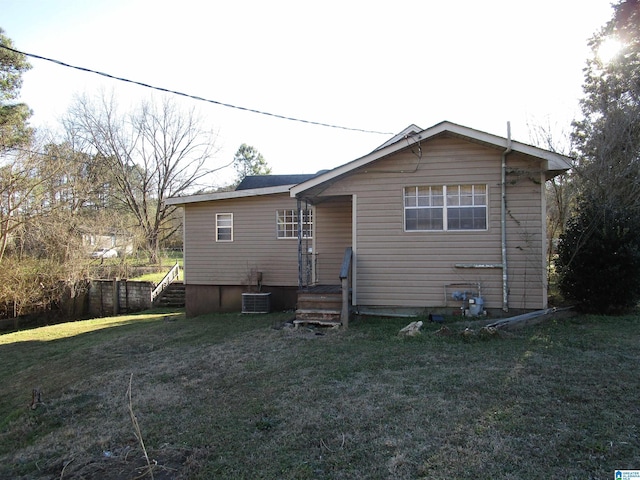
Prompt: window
<box><xmin>404</xmin><ymin>184</ymin><xmax>487</xmax><ymax>231</ymax></box>
<box><xmin>216</xmin><ymin>213</ymin><xmax>233</xmax><ymax>241</ymax></box>
<box><xmin>446</xmin><ymin>184</ymin><xmax>487</xmax><ymax>230</ymax></box>
<box><xmin>404</xmin><ymin>186</ymin><xmax>444</xmax><ymax>230</ymax></box>
<box><xmin>277</xmin><ymin>209</ymin><xmax>313</xmax><ymax>239</ymax></box>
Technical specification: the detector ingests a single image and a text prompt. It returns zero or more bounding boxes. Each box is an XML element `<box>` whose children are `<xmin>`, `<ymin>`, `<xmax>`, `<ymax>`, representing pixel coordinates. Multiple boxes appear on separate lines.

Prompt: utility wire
<box><xmin>0</xmin><ymin>44</ymin><xmax>393</xmax><ymax>136</ymax></box>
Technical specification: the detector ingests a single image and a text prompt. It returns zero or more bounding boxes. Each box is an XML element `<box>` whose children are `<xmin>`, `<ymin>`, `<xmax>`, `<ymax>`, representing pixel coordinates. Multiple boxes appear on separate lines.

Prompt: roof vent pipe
<box><xmin>501</xmin><ymin>122</ymin><xmax>512</xmax><ymax>312</ymax></box>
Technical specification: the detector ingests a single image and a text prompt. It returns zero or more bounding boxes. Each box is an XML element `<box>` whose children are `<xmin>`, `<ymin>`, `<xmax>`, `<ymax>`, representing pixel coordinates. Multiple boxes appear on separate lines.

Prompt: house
<box><xmin>166</xmin><ymin>121</ymin><xmax>571</xmax><ymax>321</ymax></box>
<box><xmin>82</xmin><ymin>229</ymin><xmax>135</xmax><ymax>256</ymax></box>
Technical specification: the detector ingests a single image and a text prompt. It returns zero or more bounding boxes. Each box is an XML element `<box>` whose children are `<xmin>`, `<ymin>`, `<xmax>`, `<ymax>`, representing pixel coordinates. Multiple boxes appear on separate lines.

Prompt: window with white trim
<box><xmin>216</xmin><ymin>213</ymin><xmax>233</xmax><ymax>241</ymax></box>
<box><xmin>277</xmin><ymin>209</ymin><xmax>313</xmax><ymax>239</ymax></box>
<box><xmin>404</xmin><ymin>184</ymin><xmax>487</xmax><ymax>231</ymax></box>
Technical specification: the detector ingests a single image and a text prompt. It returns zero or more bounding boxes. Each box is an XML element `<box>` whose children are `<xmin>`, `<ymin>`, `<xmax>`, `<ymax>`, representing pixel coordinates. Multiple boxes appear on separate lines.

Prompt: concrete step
<box><xmin>294</xmin><ymin>310</ymin><xmax>342</xmax><ymax>327</ymax></box>
<box><xmin>295</xmin><ymin>308</ymin><xmax>341</xmax><ymax>322</ymax></box>
<box><xmin>155</xmin><ymin>282</ymin><xmax>185</xmax><ymax>307</ymax></box>
<box><xmin>293</xmin><ymin>319</ymin><xmax>342</xmax><ymax>328</ymax></box>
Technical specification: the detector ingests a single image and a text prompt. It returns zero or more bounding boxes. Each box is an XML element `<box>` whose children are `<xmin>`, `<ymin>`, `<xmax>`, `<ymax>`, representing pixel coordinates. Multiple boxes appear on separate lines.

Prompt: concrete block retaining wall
<box><xmin>89</xmin><ymin>279</ymin><xmax>154</xmax><ymax>317</ymax></box>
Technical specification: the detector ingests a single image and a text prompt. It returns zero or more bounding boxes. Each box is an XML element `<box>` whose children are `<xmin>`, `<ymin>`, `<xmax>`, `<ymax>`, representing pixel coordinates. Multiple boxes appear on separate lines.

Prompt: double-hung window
<box><xmin>277</xmin><ymin>209</ymin><xmax>313</xmax><ymax>239</ymax></box>
<box><xmin>404</xmin><ymin>184</ymin><xmax>487</xmax><ymax>231</ymax></box>
<box><xmin>216</xmin><ymin>213</ymin><xmax>233</xmax><ymax>241</ymax></box>
<box><xmin>446</xmin><ymin>185</ymin><xmax>487</xmax><ymax>230</ymax></box>
<box><xmin>404</xmin><ymin>186</ymin><xmax>444</xmax><ymax>230</ymax></box>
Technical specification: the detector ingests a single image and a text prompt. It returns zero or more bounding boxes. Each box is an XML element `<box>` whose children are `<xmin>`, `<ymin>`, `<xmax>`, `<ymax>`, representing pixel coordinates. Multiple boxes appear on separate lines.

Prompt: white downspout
<box><xmin>501</xmin><ymin>122</ymin><xmax>512</xmax><ymax>312</ymax></box>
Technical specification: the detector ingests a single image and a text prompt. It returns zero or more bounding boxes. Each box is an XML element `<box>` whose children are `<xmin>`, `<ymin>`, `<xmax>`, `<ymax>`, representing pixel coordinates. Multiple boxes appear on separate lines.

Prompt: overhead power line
<box><xmin>0</xmin><ymin>44</ymin><xmax>393</xmax><ymax>136</ymax></box>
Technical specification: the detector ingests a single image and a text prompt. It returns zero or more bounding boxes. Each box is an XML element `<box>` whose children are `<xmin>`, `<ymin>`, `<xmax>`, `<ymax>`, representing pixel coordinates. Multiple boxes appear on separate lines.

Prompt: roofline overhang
<box><xmin>291</xmin><ymin>121</ymin><xmax>573</xmax><ymax>197</ymax></box>
<box><xmin>165</xmin><ymin>184</ymin><xmax>294</xmax><ymax>206</ymax></box>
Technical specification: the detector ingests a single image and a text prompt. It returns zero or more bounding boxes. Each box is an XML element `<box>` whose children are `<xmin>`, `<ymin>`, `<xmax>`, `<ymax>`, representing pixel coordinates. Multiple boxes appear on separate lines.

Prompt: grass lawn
<box><xmin>0</xmin><ymin>309</ymin><xmax>638</xmax><ymax>479</ymax></box>
<box><xmin>129</xmin><ymin>267</ymin><xmax>184</xmax><ymax>284</ymax></box>
<box><xmin>128</xmin><ymin>251</ymin><xmax>184</xmax><ymax>283</ymax></box>
<box><xmin>93</xmin><ymin>251</ymin><xmax>184</xmax><ymax>284</ymax></box>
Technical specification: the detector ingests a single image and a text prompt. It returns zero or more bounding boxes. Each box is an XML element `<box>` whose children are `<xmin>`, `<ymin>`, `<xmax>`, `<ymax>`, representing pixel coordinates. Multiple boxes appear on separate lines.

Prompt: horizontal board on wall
<box><xmin>336</xmin><ymin>137</ymin><xmax>547</xmax><ymax>310</ymax></box>
<box><xmin>184</xmin><ymin>194</ymin><xmax>301</xmax><ymax>286</ymax></box>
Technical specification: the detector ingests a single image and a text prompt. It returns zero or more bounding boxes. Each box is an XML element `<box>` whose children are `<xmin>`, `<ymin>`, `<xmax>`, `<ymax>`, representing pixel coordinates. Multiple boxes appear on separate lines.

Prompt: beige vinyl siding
<box><xmin>503</xmin><ymin>156</ymin><xmax>547</xmax><ymax>309</ymax></box>
<box><xmin>317</xmin><ymin>135</ymin><xmax>547</xmax><ymax>310</ymax></box>
<box><xmin>314</xmin><ymin>196</ymin><xmax>352</xmax><ymax>284</ymax></box>
<box><xmin>183</xmin><ymin>193</ymin><xmax>300</xmax><ymax>286</ymax></box>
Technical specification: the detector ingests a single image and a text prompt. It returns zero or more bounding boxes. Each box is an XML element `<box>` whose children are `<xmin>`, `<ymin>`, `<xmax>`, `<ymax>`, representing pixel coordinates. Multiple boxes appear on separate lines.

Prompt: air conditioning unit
<box><xmin>242</xmin><ymin>292</ymin><xmax>271</xmax><ymax>313</ymax></box>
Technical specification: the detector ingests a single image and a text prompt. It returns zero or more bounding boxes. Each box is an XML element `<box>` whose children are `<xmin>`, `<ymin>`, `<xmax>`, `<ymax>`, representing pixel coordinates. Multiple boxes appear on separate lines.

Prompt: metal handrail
<box><xmin>151</xmin><ymin>261</ymin><xmax>180</xmax><ymax>303</ymax></box>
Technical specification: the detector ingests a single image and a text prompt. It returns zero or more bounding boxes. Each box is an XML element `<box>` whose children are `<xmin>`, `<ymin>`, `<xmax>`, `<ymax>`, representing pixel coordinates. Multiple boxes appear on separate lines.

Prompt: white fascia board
<box><xmin>166</xmin><ymin>184</ymin><xmax>293</xmax><ymax>206</ymax></box>
<box><xmin>423</xmin><ymin>122</ymin><xmax>573</xmax><ymax>171</ymax></box>
<box><xmin>373</xmin><ymin>124</ymin><xmax>422</xmax><ymax>151</ymax></box>
<box><xmin>513</xmin><ymin>142</ymin><xmax>573</xmax><ymax>171</ymax></box>
<box><xmin>289</xmin><ymin>140</ymin><xmax>409</xmax><ymax>197</ymax></box>
<box><xmin>291</xmin><ymin>121</ymin><xmax>572</xmax><ymax>197</ymax></box>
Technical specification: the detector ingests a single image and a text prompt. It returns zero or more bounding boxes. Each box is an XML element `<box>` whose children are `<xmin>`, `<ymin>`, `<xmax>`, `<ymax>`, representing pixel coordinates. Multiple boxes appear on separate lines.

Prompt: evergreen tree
<box><xmin>572</xmin><ymin>0</ymin><xmax>640</xmax><ymax>212</ymax></box>
<box><xmin>557</xmin><ymin>198</ymin><xmax>640</xmax><ymax>313</ymax></box>
<box><xmin>558</xmin><ymin>0</ymin><xmax>640</xmax><ymax>312</ymax></box>
<box><xmin>0</xmin><ymin>28</ymin><xmax>32</xmax><ymax>150</ymax></box>
<box><xmin>232</xmin><ymin>144</ymin><xmax>271</xmax><ymax>185</ymax></box>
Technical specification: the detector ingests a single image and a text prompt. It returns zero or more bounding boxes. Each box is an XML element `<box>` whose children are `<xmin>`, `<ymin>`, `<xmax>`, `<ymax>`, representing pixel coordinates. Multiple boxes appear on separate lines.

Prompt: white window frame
<box><xmin>216</xmin><ymin>213</ymin><xmax>233</xmax><ymax>242</ymax></box>
<box><xmin>404</xmin><ymin>184</ymin><xmax>488</xmax><ymax>232</ymax></box>
<box><xmin>404</xmin><ymin>185</ymin><xmax>444</xmax><ymax>231</ymax></box>
<box><xmin>276</xmin><ymin>209</ymin><xmax>313</xmax><ymax>239</ymax></box>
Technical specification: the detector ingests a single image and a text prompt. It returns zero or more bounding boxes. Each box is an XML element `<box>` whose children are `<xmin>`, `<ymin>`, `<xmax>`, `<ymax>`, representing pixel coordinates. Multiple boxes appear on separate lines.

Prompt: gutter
<box><xmin>501</xmin><ymin>122</ymin><xmax>512</xmax><ymax>312</ymax></box>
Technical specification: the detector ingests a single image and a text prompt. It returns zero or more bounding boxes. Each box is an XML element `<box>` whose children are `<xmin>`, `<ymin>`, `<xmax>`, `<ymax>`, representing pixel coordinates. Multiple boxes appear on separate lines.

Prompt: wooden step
<box><xmin>297</xmin><ymin>299</ymin><xmax>342</xmax><ymax>311</ymax></box>
<box><xmin>297</xmin><ymin>290</ymin><xmax>341</xmax><ymax>299</ymax></box>
<box><xmin>298</xmin><ymin>295</ymin><xmax>342</xmax><ymax>308</ymax></box>
<box><xmin>297</xmin><ymin>291</ymin><xmax>341</xmax><ymax>309</ymax></box>
<box><xmin>295</xmin><ymin>285</ymin><xmax>345</xmax><ymax>327</ymax></box>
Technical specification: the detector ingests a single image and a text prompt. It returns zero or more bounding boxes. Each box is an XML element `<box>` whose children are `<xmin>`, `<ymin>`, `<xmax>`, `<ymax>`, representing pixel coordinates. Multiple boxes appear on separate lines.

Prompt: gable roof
<box><xmin>236</xmin><ymin>174</ymin><xmax>319</xmax><ymax>190</ymax></box>
<box><xmin>165</xmin><ymin>173</ymin><xmax>326</xmax><ymax>206</ymax></box>
<box><xmin>290</xmin><ymin>120</ymin><xmax>572</xmax><ymax>198</ymax></box>
<box><xmin>165</xmin><ymin>184</ymin><xmax>294</xmax><ymax>206</ymax></box>
<box><xmin>372</xmin><ymin>124</ymin><xmax>423</xmax><ymax>151</ymax></box>
<box><xmin>166</xmin><ymin>121</ymin><xmax>573</xmax><ymax>207</ymax></box>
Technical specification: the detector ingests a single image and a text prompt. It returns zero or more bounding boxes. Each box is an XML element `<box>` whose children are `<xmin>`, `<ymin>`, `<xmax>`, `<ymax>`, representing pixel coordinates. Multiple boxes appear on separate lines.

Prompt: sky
<box><xmin>1</xmin><ymin>0</ymin><xmax>615</xmax><ymax>186</ymax></box>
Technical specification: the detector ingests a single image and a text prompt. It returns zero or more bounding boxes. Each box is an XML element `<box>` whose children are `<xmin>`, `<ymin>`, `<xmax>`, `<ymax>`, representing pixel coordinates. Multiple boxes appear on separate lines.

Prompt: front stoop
<box><xmin>294</xmin><ymin>285</ymin><xmax>342</xmax><ymax>327</ymax></box>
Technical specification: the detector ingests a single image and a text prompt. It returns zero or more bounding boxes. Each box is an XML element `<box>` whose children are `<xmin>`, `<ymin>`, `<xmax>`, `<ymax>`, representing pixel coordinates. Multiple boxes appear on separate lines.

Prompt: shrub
<box><xmin>556</xmin><ymin>199</ymin><xmax>640</xmax><ymax>314</ymax></box>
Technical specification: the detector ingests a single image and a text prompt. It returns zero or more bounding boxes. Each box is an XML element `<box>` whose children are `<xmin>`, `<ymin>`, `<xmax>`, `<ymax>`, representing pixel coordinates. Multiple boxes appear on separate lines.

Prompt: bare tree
<box><xmin>0</xmin><ymin>138</ymin><xmax>67</xmax><ymax>262</ymax></box>
<box><xmin>65</xmin><ymin>93</ymin><xmax>220</xmax><ymax>263</ymax></box>
<box><xmin>526</xmin><ymin>119</ymin><xmax>576</xmax><ymax>270</ymax></box>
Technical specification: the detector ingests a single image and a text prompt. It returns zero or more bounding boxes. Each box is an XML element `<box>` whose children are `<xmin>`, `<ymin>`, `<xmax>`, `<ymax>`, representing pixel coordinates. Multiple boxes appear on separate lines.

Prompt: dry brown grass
<box><xmin>0</xmin><ymin>309</ymin><xmax>639</xmax><ymax>479</ymax></box>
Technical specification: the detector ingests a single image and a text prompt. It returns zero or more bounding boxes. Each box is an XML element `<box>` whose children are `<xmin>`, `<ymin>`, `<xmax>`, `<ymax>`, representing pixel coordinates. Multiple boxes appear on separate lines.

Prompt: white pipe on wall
<box><xmin>501</xmin><ymin>122</ymin><xmax>512</xmax><ymax>312</ymax></box>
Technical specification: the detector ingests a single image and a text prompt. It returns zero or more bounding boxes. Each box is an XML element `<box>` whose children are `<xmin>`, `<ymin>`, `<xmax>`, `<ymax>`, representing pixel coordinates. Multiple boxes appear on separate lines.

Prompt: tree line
<box><xmin>0</xmin><ymin>28</ymin><xmax>271</xmax><ymax>322</ymax></box>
